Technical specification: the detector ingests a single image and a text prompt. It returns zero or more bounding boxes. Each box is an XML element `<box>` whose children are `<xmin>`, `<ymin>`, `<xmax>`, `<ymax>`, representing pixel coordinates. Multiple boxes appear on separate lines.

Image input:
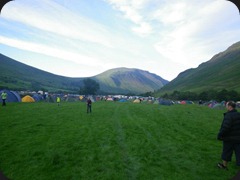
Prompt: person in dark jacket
<box><xmin>217</xmin><ymin>101</ymin><xmax>240</xmax><ymax>170</ymax></box>
<box><xmin>86</xmin><ymin>98</ymin><xmax>92</xmax><ymax>113</ymax></box>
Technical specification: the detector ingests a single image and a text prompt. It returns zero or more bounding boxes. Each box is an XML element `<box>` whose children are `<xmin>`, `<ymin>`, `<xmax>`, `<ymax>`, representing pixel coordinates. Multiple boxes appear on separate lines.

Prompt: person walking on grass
<box><xmin>87</xmin><ymin>97</ymin><xmax>92</xmax><ymax>113</ymax></box>
<box><xmin>57</xmin><ymin>96</ymin><xmax>61</xmax><ymax>106</ymax></box>
<box><xmin>1</xmin><ymin>91</ymin><xmax>7</xmax><ymax>106</ymax></box>
<box><xmin>217</xmin><ymin>101</ymin><xmax>240</xmax><ymax>170</ymax></box>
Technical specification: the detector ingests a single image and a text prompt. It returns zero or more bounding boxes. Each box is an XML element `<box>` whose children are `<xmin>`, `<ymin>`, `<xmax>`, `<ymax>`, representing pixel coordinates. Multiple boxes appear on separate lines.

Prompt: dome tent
<box><xmin>0</xmin><ymin>90</ymin><xmax>21</xmax><ymax>103</ymax></box>
<box><xmin>133</xmin><ymin>99</ymin><xmax>140</xmax><ymax>103</ymax></box>
<box><xmin>159</xmin><ymin>99</ymin><xmax>174</xmax><ymax>106</ymax></box>
<box><xmin>119</xmin><ymin>99</ymin><xmax>127</xmax><ymax>102</ymax></box>
<box><xmin>32</xmin><ymin>93</ymin><xmax>43</xmax><ymax>102</ymax></box>
<box><xmin>22</xmin><ymin>95</ymin><xmax>35</xmax><ymax>102</ymax></box>
<box><xmin>106</xmin><ymin>97</ymin><xmax>113</xmax><ymax>101</ymax></box>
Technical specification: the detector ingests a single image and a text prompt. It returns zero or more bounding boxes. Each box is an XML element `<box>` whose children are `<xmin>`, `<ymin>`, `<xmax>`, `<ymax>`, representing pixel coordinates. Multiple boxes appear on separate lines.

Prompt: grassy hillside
<box><xmin>93</xmin><ymin>67</ymin><xmax>168</xmax><ymax>94</ymax></box>
<box><xmin>0</xmin><ymin>102</ymin><xmax>239</xmax><ymax>179</ymax></box>
<box><xmin>156</xmin><ymin>41</ymin><xmax>240</xmax><ymax>95</ymax></box>
<box><xmin>0</xmin><ymin>54</ymin><xmax>167</xmax><ymax>94</ymax></box>
<box><xmin>0</xmin><ymin>54</ymin><xmax>84</xmax><ymax>92</ymax></box>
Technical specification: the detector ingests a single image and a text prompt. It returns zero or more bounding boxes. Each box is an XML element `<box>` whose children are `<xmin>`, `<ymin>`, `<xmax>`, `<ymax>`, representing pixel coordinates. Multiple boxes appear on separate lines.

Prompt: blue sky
<box><xmin>0</xmin><ymin>0</ymin><xmax>239</xmax><ymax>81</ymax></box>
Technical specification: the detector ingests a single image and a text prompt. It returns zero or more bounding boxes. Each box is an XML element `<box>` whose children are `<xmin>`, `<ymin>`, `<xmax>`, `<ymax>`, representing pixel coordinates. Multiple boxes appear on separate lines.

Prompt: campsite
<box><xmin>0</xmin><ymin>100</ymin><xmax>239</xmax><ymax>180</ymax></box>
<box><xmin>0</xmin><ymin>0</ymin><xmax>239</xmax><ymax>179</ymax></box>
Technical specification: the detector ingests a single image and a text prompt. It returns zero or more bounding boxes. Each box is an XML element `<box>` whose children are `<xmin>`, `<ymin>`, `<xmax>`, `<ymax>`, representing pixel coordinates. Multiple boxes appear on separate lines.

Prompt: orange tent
<box><xmin>22</xmin><ymin>95</ymin><xmax>35</xmax><ymax>102</ymax></box>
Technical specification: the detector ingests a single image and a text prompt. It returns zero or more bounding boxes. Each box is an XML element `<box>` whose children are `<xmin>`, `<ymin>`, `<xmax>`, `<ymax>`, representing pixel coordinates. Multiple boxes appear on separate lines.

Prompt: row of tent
<box><xmin>2</xmin><ymin>90</ymin><xmax>237</xmax><ymax>108</ymax></box>
<box><xmin>0</xmin><ymin>90</ymin><xmax>195</xmax><ymax>105</ymax></box>
<box><xmin>0</xmin><ymin>90</ymin><xmax>37</xmax><ymax>103</ymax></box>
<box><xmin>130</xmin><ymin>98</ymin><xmax>194</xmax><ymax>105</ymax></box>
<box><xmin>0</xmin><ymin>90</ymin><xmax>97</xmax><ymax>103</ymax></box>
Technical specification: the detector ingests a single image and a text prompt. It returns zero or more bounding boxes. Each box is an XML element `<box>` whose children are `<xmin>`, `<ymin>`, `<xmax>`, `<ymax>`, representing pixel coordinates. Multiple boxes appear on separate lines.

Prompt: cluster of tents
<box><xmin>106</xmin><ymin>97</ymin><xmax>194</xmax><ymax>106</ymax></box>
<box><xmin>205</xmin><ymin>100</ymin><xmax>226</xmax><ymax>109</ymax></box>
<box><xmin>0</xmin><ymin>90</ymin><xmax>39</xmax><ymax>103</ymax></box>
<box><xmin>0</xmin><ymin>90</ymin><xmax>175</xmax><ymax>105</ymax></box>
<box><xmin>1</xmin><ymin>90</ymin><xmax>239</xmax><ymax>109</ymax></box>
<box><xmin>0</xmin><ymin>90</ymin><xmax>98</xmax><ymax>103</ymax></box>
<box><xmin>0</xmin><ymin>89</ymin><xmax>198</xmax><ymax>106</ymax></box>
<box><xmin>198</xmin><ymin>100</ymin><xmax>240</xmax><ymax>109</ymax></box>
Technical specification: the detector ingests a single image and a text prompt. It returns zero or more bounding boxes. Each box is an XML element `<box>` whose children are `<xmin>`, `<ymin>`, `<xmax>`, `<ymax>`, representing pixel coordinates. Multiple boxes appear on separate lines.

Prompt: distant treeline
<box><xmin>161</xmin><ymin>89</ymin><xmax>240</xmax><ymax>102</ymax></box>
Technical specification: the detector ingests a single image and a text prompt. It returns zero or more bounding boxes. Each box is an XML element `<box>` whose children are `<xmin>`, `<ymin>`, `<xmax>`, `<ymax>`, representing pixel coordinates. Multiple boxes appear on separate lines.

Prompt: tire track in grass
<box><xmin>117</xmin><ymin>104</ymin><xmax>174</xmax><ymax>178</ymax></box>
<box><xmin>126</xmin><ymin>105</ymin><xmax>179</xmax><ymax>178</ymax></box>
<box><xmin>72</xmin><ymin>102</ymin><xmax>130</xmax><ymax>179</ymax></box>
<box><xmin>127</xmin><ymin>105</ymin><xmax>216</xmax><ymax>179</ymax></box>
<box><xmin>112</xmin><ymin>103</ymin><xmax>138</xmax><ymax>180</ymax></box>
<box><xmin>128</xmin><ymin>105</ymin><xmax>163</xmax><ymax>150</ymax></box>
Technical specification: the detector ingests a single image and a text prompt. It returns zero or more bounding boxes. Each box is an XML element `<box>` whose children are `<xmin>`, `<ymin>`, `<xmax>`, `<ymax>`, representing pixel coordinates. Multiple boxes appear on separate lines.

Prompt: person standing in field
<box><xmin>87</xmin><ymin>97</ymin><xmax>92</xmax><ymax>113</ymax></box>
<box><xmin>217</xmin><ymin>101</ymin><xmax>240</xmax><ymax>170</ymax></box>
<box><xmin>1</xmin><ymin>91</ymin><xmax>7</xmax><ymax>106</ymax></box>
<box><xmin>57</xmin><ymin>96</ymin><xmax>61</xmax><ymax>106</ymax></box>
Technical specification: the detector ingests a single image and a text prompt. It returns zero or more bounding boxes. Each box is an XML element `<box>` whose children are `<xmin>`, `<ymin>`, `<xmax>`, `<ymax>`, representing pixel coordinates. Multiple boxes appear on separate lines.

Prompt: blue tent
<box><xmin>0</xmin><ymin>90</ymin><xmax>21</xmax><ymax>103</ymax></box>
<box><xmin>119</xmin><ymin>99</ymin><xmax>127</xmax><ymax>102</ymax></box>
<box><xmin>159</xmin><ymin>99</ymin><xmax>174</xmax><ymax>106</ymax></box>
<box><xmin>32</xmin><ymin>93</ymin><xmax>43</xmax><ymax>102</ymax></box>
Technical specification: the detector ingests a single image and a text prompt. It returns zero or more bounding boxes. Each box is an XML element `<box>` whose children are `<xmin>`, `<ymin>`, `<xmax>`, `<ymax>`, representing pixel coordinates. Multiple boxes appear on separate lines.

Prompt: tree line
<box><xmin>79</xmin><ymin>78</ymin><xmax>100</xmax><ymax>95</ymax></box>
<box><xmin>161</xmin><ymin>89</ymin><xmax>240</xmax><ymax>102</ymax></box>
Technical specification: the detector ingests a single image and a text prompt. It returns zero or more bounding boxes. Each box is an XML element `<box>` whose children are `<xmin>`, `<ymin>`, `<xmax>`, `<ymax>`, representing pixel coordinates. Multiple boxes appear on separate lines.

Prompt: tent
<box><xmin>207</xmin><ymin>101</ymin><xmax>217</xmax><ymax>108</ymax></box>
<box><xmin>237</xmin><ymin>101</ymin><xmax>240</xmax><ymax>108</ymax></box>
<box><xmin>107</xmin><ymin>97</ymin><xmax>113</xmax><ymax>101</ymax></box>
<box><xmin>22</xmin><ymin>95</ymin><xmax>35</xmax><ymax>102</ymax></box>
<box><xmin>95</xmin><ymin>96</ymin><xmax>101</xmax><ymax>101</ymax></box>
<box><xmin>147</xmin><ymin>100</ymin><xmax>153</xmax><ymax>104</ymax></box>
<box><xmin>133</xmin><ymin>99</ymin><xmax>140</xmax><ymax>103</ymax></box>
<box><xmin>0</xmin><ymin>90</ymin><xmax>21</xmax><ymax>103</ymax></box>
<box><xmin>159</xmin><ymin>99</ymin><xmax>174</xmax><ymax>106</ymax></box>
<box><xmin>212</xmin><ymin>103</ymin><xmax>225</xmax><ymax>109</ymax></box>
<box><xmin>180</xmin><ymin>101</ymin><xmax>186</xmax><ymax>104</ymax></box>
<box><xmin>32</xmin><ymin>93</ymin><xmax>43</xmax><ymax>102</ymax></box>
<box><xmin>179</xmin><ymin>100</ymin><xmax>194</xmax><ymax>104</ymax></box>
<box><xmin>186</xmin><ymin>101</ymin><xmax>194</xmax><ymax>104</ymax></box>
<box><xmin>119</xmin><ymin>99</ymin><xmax>127</xmax><ymax>102</ymax></box>
<box><xmin>64</xmin><ymin>95</ymin><xmax>79</xmax><ymax>102</ymax></box>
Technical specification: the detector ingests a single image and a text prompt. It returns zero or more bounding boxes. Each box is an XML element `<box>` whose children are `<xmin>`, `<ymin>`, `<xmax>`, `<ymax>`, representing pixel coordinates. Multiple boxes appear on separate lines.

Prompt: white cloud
<box><xmin>3</xmin><ymin>0</ymin><xmax>113</xmax><ymax>48</ymax></box>
<box><xmin>150</xmin><ymin>0</ymin><xmax>240</xmax><ymax>67</ymax></box>
<box><xmin>0</xmin><ymin>36</ymin><xmax>103</xmax><ymax>67</ymax></box>
<box><xmin>105</xmin><ymin>0</ymin><xmax>153</xmax><ymax>36</ymax></box>
<box><xmin>152</xmin><ymin>2</ymin><xmax>188</xmax><ymax>24</ymax></box>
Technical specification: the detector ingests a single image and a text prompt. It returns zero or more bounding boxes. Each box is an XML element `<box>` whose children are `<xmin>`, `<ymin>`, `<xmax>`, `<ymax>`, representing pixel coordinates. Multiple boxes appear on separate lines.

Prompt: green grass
<box><xmin>0</xmin><ymin>101</ymin><xmax>239</xmax><ymax>179</ymax></box>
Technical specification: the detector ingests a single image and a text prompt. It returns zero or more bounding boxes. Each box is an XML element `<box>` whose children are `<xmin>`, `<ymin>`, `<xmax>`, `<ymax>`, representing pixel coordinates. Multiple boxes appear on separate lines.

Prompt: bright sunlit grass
<box><xmin>0</xmin><ymin>101</ymin><xmax>239</xmax><ymax>179</ymax></box>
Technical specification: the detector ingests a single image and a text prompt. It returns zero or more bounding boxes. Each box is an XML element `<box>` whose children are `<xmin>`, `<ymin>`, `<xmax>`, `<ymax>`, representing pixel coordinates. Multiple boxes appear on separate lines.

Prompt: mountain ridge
<box><xmin>0</xmin><ymin>54</ymin><xmax>168</xmax><ymax>94</ymax></box>
<box><xmin>93</xmin><ymin>67</ymin><xmax>168</xmax><ymax>94</ymax></box>
<box><xmin>156</xmin><ymin>41</ymin><xmax>240</xmax><ymax>95</ymax></box>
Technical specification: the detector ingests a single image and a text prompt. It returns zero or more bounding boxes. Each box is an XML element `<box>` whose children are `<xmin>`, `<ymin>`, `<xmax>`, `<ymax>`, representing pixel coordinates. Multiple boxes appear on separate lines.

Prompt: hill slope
<box><xmin>0</xmin><ymin>54</ymin><xmax>83</xmax><ymax>92</ymax></box>
<box><xmin>156</xmin><ymin>41</ymin><xmax>240</xmax><ymax>95</ymax></box>
<box><xmin>0</xmin><ymin>54</ymin><xmax>168</xmax><ymax>94</ymax></box>
<box><xmin>93</xmin><ymin>67</ymin><xmax>168</xmax><ymax>94</ymax></box>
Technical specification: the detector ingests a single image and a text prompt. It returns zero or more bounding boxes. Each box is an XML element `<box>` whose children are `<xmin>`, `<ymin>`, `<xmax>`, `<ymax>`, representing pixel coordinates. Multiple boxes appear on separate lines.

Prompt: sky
<box><xmin>0</xmin><ymin>0</ymin><xmax>240</xmax><ymax>81</ymax></box>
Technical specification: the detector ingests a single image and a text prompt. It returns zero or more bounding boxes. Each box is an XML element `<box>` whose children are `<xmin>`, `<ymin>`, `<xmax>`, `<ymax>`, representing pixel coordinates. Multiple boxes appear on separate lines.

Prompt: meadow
<box><xmin>0</xmin><ymin>101</ymin><xmax>239</xmax><ymax>180</ymax></box>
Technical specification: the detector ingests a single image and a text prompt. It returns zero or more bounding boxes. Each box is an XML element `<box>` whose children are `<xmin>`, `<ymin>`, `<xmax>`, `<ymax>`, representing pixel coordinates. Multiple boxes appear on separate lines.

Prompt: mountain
<box><xmin>93</xmin><ymin>67</ymin><xmax>168</xmax><ymax>94</ymax></box>
<box><xmin>0</xmin><ymin>54</ymin><xmax>84</xmax><ymax>92</ymax></box>
<box><xmin>0</xmin><ymin>54</ymin><xmax>168</xmax><ymax>94</ymax></box>
<box><xmin>156</xmin><ymin>41</ymin><xmax>240</xmax><ymax>95</ymax></box>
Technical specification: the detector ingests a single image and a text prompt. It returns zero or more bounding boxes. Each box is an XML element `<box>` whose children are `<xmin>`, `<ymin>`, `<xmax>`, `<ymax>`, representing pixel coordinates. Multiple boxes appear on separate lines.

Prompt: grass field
<box><xmin>0</xmin><ymin>101</ymin><xmax>239</xmax><ymax>180</ymax></box>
